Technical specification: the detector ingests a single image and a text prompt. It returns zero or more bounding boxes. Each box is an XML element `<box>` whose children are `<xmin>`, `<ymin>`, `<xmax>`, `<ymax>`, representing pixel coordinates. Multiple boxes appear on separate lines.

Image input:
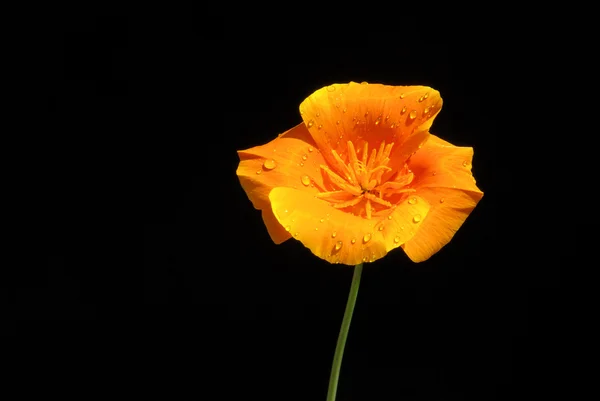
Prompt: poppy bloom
<box><xmin>237</xmin><ymin>82</ymin><xmax>483</xmax><ymax>265</ymax></box>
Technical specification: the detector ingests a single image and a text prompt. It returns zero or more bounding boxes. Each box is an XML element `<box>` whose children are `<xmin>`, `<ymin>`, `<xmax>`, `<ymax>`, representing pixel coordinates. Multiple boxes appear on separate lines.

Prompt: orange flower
<box><xmin>236</xmin><ymin>82</ymin><xmax>483</xmax><ymax>265</ymax></box>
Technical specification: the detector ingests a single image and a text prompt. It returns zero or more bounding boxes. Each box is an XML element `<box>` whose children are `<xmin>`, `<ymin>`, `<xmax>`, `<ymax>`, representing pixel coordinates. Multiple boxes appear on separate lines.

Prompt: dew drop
<box><xmin>385</xmin><ymin>115</ymin><xmax>390</xmax><ymax>121</ymax></box>
<box><xmin>335</xmin><ymin>241</ymin><xmax>343</xmax><ymax>251</ymax></box>
<box><xmin>320</xmin><ymin>218</ymin><xmax>325</xmax><ymax>223</ymax></box>
<box><xmin>335</xmin><ymin>120</ymin><xmax>341</xmax><ymax>125</ymax></box>
<box><xmin>418</xmin><ymin>95</ymin><xmax>425</xmax><ymax>102</ymax></box>
<box><xmin>307</xmin><ymin>119</ymin><xmax>314</xmax><ymax>128</ymax></box>
<box><xmin>424</xmin><ymin>106</ymin><xmax>431</xmax><ymax>114</ymax></box>
<box><xmin>332</xmin><ymin>231</ymin><xmax>337</xmax><ymax>238</ymax></box>
<box><xmin>378</xmin><ymin>225</ymin><xmax>384</xmax><ymax>231</ymax></box>
<box><xmin>263</xmin><ymin>159</ymin><xmax>276</xmax><ymax>170</ymax></box>
<box><xmin>327</xmin><ymin>85</ymin><xmax>336</xmax><ymax>92</ymax></box>
<box><xmin>394</xmin><ymin>236</ymin><xmax>400</xmax><ymax>244</ymax></box>
<box><xmin>363</xmin><ymin>256</ymin><xmax>368</xmax><ymax>262</ymax></box>
<box><xmin>440</xmin><ymin>198</ymin><xmax>445</xmax><ymax>204</ymax></box>
<box><xmin>361</xmin><ymin>81</ymin><xmax>368</xmax><ymax>85</ymax></box>
<box><xmin>408</xmin><ymin>196</ymin><xmax>417</xmax><ymax>205</ymax></box>
<box><xmin>390</xmin><ymin>123</ymin><xmax>396</xmax><ymax>128</ymax></box>
<box><xmin>401</xmin><ymin>106</ymin><xmax>407</xmax><ymax>114</ymax></box>
<box><xmin>424</xmin><ymin>92</ymin><xmax>429</xmax><ymax>99</ymax></box>
<box><xmin>318</xmin><ymin>124</ymin><xmax>323</xmax><ymax>130</ymax></box>
<box><xmin>363</xmin><ymin>233</ymin><xmax>372</xmax><ymax>243</ymax></box>
<box><xmin>387</xmin><ymin>215</ymin><xmax>393</xmax><ymax>220</ymax></box>
<box><xmin>412</xmin><ymin>215</ymin><xmax>421</xmax><ymax>223</ymax></box>
<box><xmin>293</xmin><ymin>232</ymin><xmax>299</xmax><ymax>237</ymax></box>
<box><xmin>343</xmin><ymin>107</ymin><xmax>347</xmax><ymax>113</ymax></box>
<box><xmin>315</xmin><ymin>227</ymin><xmax>319</xmax><ymax>231</ymax></box>
<box><xmin>400</xmin><ymin>93</ymin><xmax>405</xmax><ymax>99</ymax></box>
<box><xmin>285</xmin><ymin>225</ymin><xmax>291</xmax><ymax>232</ymax></box>
<box><xmin>351</xmin><ymin>238</ymin><xmax>356</xmax><ymax>244</ymax></box>
<box><xmin>308</xmin><ymin>146</ymin><xmax>313</xmax><ymax>152</ymax></box>
<box><xmin>409</xmin><ymin>110</ymin><xmax>418</xmax><ymax>120</ymax></box>
<box><xmin>301</xmin><ymin>175</ymin><xmax>310</xmax><ymax>186</ymax></box>
<box><xmin>302</xmin><ymin>154</ymin><xmax>308</xmax><ymax>161</ymax></box>
<box><xmin>432</xmin><ymin>171</ymin><xmax>437</xmax><ymax>176</ymax></box>
<box><xmin>256</xmin><ymin>170</ymin><xmax>262</xmax><ymax>175</ymax></box>
<box><xmin>316</xmin><ymin>112</ymin><xmax>320</xmax><ymax>117</ymax></box>
<box><xmin>375</xmin><ymin>116</ymin><xmax>382</xmax><ymax>125</ymax></box>
<box><xmin>299</xmin><ymin>162</ymin><xmax>304</xmax><ymax>166</ymax></box>
<box><xmin>462</xmin><ymin>160</ymin><xmax>468</xmax><ymax>167</ymax></box>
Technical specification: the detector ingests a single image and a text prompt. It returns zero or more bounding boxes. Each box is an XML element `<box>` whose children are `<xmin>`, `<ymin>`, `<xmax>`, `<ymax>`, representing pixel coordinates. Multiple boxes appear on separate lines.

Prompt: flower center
<box><xmin>317</xmin><ymin>140</ymin><xmax>415</xmax><ymax>219</ymax></box>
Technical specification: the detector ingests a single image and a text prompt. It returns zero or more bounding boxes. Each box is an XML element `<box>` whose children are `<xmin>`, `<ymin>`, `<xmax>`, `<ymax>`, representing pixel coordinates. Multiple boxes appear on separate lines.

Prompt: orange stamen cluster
<box><xmin>317</xmin><ymin>140</ymin><xmax>415</xmax><ymax>219</ymax></box>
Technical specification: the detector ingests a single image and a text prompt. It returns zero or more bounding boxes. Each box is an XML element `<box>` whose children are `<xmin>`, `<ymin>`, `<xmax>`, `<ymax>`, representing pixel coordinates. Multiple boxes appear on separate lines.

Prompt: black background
<box><xmin>10</xmin><ymin>12</ymin><xmax>581</xmax><ymax>401</ymax></box>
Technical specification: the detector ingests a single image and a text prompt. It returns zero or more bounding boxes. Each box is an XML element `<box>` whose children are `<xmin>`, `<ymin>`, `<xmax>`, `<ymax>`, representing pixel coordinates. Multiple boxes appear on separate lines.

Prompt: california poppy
<box><xmin>237</xmin><ymin>82</ymin><xmax>483</xmax><ymax>265</ymax></box>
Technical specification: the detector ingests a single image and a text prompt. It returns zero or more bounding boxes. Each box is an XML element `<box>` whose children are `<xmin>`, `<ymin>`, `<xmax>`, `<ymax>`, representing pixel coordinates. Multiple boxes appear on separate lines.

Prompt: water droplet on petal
<box><xmin>320</xmin><ymin>218</ymin><xmax>325</xmax><ymax>223</ymax></box>
<box><xmin>351</xmin><ymin>238</ymin><xmax>356</xmax><ymax>244</ymax></box>
<box><xmin>408</xmin><ymin>197</ymin><xmax>417</xmax><ymax>205</ymax></box>
<box><xmin>335</xmin><ymin>241</ymin><xmax>343</xmax><ymax>250</ymax></box>
<box><xmin>285</xmin><ymin>225</ymin><xmax>291</xmax><ymax>232</ymax></box>
<box><xmin>394</xmin><ymin>236</ymin><xmax>400</xmax><ymax>243</ymax></box>
<box><xmin>302</xmin><ymin>154</ymin><xmax>308</xmax><ymax>161</ymax></box>
<box><xmin>432</xmin><ymin>171</ymin><xmax>437</xmax><ymax>176</ymax></box>
<box><xmin>308</xmin><ymin>146</ymin><xmax>313</xmax><ymax>152</ymax></box>
<box><xmin>363</xmin><ymin>233</ymin><xmax>372</xmax><ymax>243</ymax></box>
<box><xmin>375</xmin><ymin>116</ymin><xmax>382</xmax><ymax>125</ymax></box>
<box><xmin>316</xmin><ymin>112</ymin><xmax>320</xmax><ymax>117</ymax></box>
<box><xmin>378</xmin><ymin>225</ymin><xmax>384</xmax><ymax>231</ymax></box>
<box><xmin>409</xmin><ymin>110</ymin><xmax>418</xmax><ymax>120</ymax></box>
<box><xmin>462</xmin><ymin>160</ymin><xmax>468</xmax><ymax>167</ymax></box>
<box><xmin>332</xmin><ymin>231</ymin><xmax>337</xmax><ymax>238</ymax></box>
<box><xmin>412</xmin><ymin>215</ymin><xmax>421</xmax><ymax>223</ymax></box>
<box><xmin>400</xmin><ymin>93</ymin><xmax>405</xmax><ymax>99</ymax></box>
<box><xmin>293</xmin><ymin>232</ymin><xmax>299</xmax><ymax>237</ymax></box>
<box><xmin>440</xmin><ymin>198</ymin><xmax>445</xmax><ymax>203</ymax></box>
<box><xmin>387</xmin><ymin>215</ymin><xmax>393</xmax><ymax>220</ymax></box>
<box><xmin>318</xmin><ymin>124</ymin><xmax>323</xmax><ymax>130</ymax></box>
<box><xmin>401</xmin><ymin>106</ymin><xmax>407</xmax><ymax>114</ymax></box>
<box><xmin>418</xmin><ymin>95</ymin><xmax>425</xmax><ymax>102</ymax></box>
<box><xmin>263</xmin><ymin>159</ymin><xmax>276</xmax><ymax>170</ymax></box>
<box><xmin>307</xmin><ymin>119</ymin><xmax>314</xmax><ymax>128</ymax></box>
<box><xmin>327</xmin><ymin>85</ymin><xmax>336</xmax><ymax>92</ymax></box>
<box><xmin>301</xmin><ymin>175</ymin><xmax>310</xmax><ymax>186</ymax></box>
<box><xmin>424</xmin><ymin>92</ymin><xmax>429</xmax><ymax>99</ymax></box>
<box><xmin>343</xmin><ymin>107</ymin><xmax>347</xmax><ymax>113</ymax></box>
<box><xmin>361</xmin><ymin>81</ymin><xmax>368</xmax><ymax>85</ymax></box>
<box><xmin>424</xmin><ymin>106</ymin><xmax>431</xmax><ymax>115</ymax></box>
<box><xmin>315</xmin><ymin>227</ymin><xmax>319</xmax><ymax>231</ymax></box>
<box><xmin>256</xmin><ymin>170</ymin><xmax>262</xmax><ymax>175</ymax></box>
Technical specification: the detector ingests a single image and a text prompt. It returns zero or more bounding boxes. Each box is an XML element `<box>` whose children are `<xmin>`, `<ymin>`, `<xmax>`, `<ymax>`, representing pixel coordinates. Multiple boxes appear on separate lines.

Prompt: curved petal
<box><xmin>269</xmin><ymin>187</ymin><xmax>430</xmax><ymax>265</ymax></box>
<box><xmin>408</xmin><ymin>134</ymin><xmax>483</xmax><ymax>192</ymax></box>
<box><xmin>236</xmin><ymin>123</ymin><xmax>329</xmax><ymax>210</ymax></box>
<box><xmin>236</xmin><ymin>123</ymin><xmax>329</xmax><ymax>243</ymax></box>
<box><xmin>299</xmin><ymin>82</ymin><xmax>443</xmax><ymax>175</ymax></box>
<box><xmin>401</xmin><ymin>135</ymin><xmax>484</xmax><ymax>262</ymax></box>
<box><xmin>261</xmin><ymin>207</ymin><xmax>290</xmax><ymax>244</ymax></box>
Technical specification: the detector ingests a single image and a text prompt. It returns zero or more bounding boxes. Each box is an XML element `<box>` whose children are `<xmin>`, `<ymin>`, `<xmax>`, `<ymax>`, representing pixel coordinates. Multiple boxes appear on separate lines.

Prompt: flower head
<box><xmin>237</xmin><ymin>82</ymin><xmax>483</xmax><ymax>265</ymax></box>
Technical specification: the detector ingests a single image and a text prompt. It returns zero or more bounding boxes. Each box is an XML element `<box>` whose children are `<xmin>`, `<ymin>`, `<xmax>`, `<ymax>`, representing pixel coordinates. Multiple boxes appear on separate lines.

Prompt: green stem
<box><xmin>326</xmin><ymin>263</ymin><xmax>364</xmax><ymax>401</ymax></box>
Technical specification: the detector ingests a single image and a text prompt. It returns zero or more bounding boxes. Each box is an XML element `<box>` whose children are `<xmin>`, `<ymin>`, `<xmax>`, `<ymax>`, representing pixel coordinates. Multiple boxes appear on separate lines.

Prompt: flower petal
<box><xmin>401</xmin><ymin>135</ymin><xmax>484</xmax><ymax>262</ymax></box>
<box><xmin>299</xmin><ymin>82</ymin><xmax>443</xmax><ymax>175</ymax></box>
<box><xmin>269</xmin><ymin>187</ymin><xmax>430</xmax><ymax>265</ymax></box>
<box><xmin>237</xmin><ymin>123</ymin><xmax>329</xmax><ymax>243</ymax></box>
<box><xmin>237</xmin><ymin>123</ymin><xmax>328</xmax><ymax>210</ymax></box>
<box><xmin>261</xmin><ymin>207</ymin><xmax>290</xmax><ymax>244</ymax></box>
<box><xmin>408</xmin><ymin>134</ymin><xmax>483</xmax><ymax>192</ymax></box>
